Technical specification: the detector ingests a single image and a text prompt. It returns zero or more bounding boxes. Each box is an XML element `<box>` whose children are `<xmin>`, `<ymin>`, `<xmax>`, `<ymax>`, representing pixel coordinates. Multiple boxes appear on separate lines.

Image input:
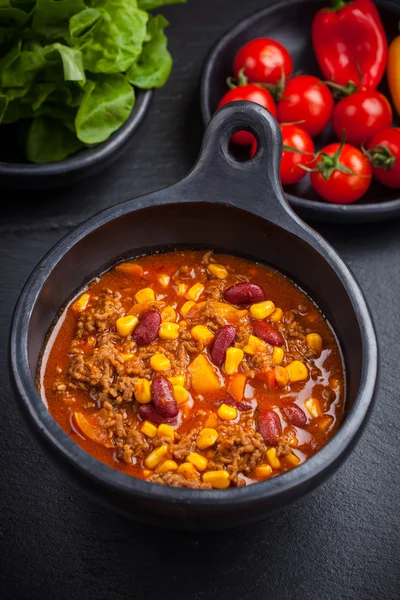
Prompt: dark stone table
<box><xmin>1</xmin><ymin>1</ymin><xmax>399</xmax><ymax>598</ymax></box>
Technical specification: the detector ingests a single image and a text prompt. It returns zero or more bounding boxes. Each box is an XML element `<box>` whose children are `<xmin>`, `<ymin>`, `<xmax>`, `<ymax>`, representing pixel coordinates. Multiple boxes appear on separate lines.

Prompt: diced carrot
<box><xmin>72</xmin><ymin>412</ymin><xmax>113</xmax><ymax>448</ymax></box>
<box><xmin>115</xmin><ymin>263</ymin><xmax>144</xmax><ymax>276</ymax></box>
<box><xmin>187</xmin><ymin>354</ymin><xmax>221</xmax><ymax>394</ymax></box>
<box><xmin>264</xmin><ymin>369</ymin><xmax>277</xmax><ymax>391</ymax></box>
<box><xmin>228</xmin><ymin>373</ymin><xmax>247</xmax><ymax>402</ymax></box>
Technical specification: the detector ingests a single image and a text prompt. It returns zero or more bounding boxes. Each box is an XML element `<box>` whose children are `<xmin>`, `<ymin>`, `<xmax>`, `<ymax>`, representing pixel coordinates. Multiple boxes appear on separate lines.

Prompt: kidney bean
<box><xmin>151</xmin><ymin>376</ymin><xmax>179</xmax><ymax>419</ymax></box>
<box><xmin>139</xmin><ymin>404</ymin><xmax>177</xmax><ymax>425</ymax></box>
<box><xmin>252</xmin><ymin>321</ymin><xmax>284</xmax><ymax>346</ymax></box>
<box><xmin>222</xmin><ymin>396</ymin><xmax>252</xmax><ymax>411</ymax></box>
<box><xmin>209</xmin><ymin>325</ymin><xmax>237</xmax><ymax>366</ymax></box>
<box><xmin>223</xmin><ymin>282</ymin><xmax>265</xmax><ymax>305</ymax></box>
<box><xmin>132</xmin><ymin>309</ymin><xmax>161</xmax><ymax>347</ymax></box>
<box><xmin>257</xmin><ymin>410</ymin><xmax>282</xmax><ymax>445</ymax></box>
<box><xmin>282</xmin><ymin>404</ymin><xmax>307</xmax><ymax>428</ymax></box>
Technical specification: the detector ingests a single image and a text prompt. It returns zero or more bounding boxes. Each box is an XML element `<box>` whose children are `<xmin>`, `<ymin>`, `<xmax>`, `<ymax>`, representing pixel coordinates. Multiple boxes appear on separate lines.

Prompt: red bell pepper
<box><xmin>312</xmin><ymin>0</ymin><xmax>388</xmax><ymax>90</ymax></box>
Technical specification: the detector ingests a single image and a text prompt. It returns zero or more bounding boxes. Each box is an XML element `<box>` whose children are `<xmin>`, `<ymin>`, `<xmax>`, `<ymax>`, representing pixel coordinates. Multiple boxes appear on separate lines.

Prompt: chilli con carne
<box><xmin>38</xmin><ymin>251</ymin><xmax>345</xmax><ymax>490</ymax></box>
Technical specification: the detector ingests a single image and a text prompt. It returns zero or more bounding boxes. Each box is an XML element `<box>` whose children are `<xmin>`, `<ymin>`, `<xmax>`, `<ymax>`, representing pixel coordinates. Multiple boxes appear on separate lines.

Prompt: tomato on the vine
<box><xmin>277</xmin><ymin>75</ymin><xmax>334</xmax><ymax>137</ymax></box>
<box><xmin>310</xmin><ymin>142</ymin><xmax>372</xmax><ymax>204</ymax></box>
<box><xmin>366</xmin><ymin>128</ymin><xmax>400</xmax><ymax>189</ymax></box>
<box><xmin>233</xmin><ymin>38</ymin><xmax>293</xmax><ymax>85</ymax></box>
<box><xmin>217</xmin><ymin>84</ymin><xmax>277</xmax><ymax>145</ymax></box>
<box><xmin>333</xmin><ymin>89</ymin><xmax>392</xmax><ymax>147</ymax></box>
<box><xmin>251</xmin><ymin>124</ymin><xmax>315</xmax><ymax>185</ymax></box>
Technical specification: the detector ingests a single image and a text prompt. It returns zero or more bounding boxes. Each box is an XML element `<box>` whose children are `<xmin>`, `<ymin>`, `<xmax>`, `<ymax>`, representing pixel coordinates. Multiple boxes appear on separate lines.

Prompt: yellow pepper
<box><xmin>388</xmin><ymin>31</ymin><xmax>400</xmax><ymax>116</ymax></box>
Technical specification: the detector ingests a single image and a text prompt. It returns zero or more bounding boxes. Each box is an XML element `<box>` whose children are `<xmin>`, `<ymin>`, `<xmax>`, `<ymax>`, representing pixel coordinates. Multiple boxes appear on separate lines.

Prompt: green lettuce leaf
<box><xmin>72</xmin><ymin>1</ymin><xmax>148</xmax><ymax>74</ymax></box>
<box><xmin>26</xmin><ymin>115</ymin><xmax>84</xmax><ymax>162</ymax></box>
<box><xmin>75</xmin><ymin>73</ymin><xmax>134</xmax><ymax>144</ymax></box>
<box><xmin>69</xmin><ymin>8</ymin><xmax>101</xmax><ymax>38</ymax></box>
<box><xmin>31</xmin><ymin>0</ymin><xmax>86</xmax><ymax>38</ymax></box>
<box><xmin>138</xmin><ymin>0</ymin><xmax>186</xmax><ymax>9</ymax></box>
<box><xmin>1</xmin><ymin>42</ymin><xmax>85</xmax><ymax>87</ymax></box>
<box><xmin>127</xmin><ymin>14</ymin><xmax>172</xmax><ymax>89</ymax></box>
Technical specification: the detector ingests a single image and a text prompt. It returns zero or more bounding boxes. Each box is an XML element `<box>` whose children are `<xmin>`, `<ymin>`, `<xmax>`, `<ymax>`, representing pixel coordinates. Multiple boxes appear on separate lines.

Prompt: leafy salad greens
<box><xmin>0</xmin><ymin>0</ymin><xmax>185</xmax><ymax>163</ymax></box>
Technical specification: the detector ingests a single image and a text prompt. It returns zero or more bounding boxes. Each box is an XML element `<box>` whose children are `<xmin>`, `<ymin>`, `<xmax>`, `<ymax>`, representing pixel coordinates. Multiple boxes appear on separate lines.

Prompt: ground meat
<box><xmin>170</xmin><ymin>429</ymin><xmax>200</xmax><ymax>460</ymax></box>
<box><xmin>207</xmin><ymin>421</ymin><xmax>268</xmax><ymax>484</ymax></box>
<box><xmin>76</xmin><ymin>290</ymin><xmax>124</xmax><ymax>337</ymax></box>
<box><xmin>148</xmin><ymin>472</ymin><xmax>212</xmax><ymax>489</ymax></box>
<box><xmin>202</xmin><ymin>251</ymin><xmax>213</xmax><ymax>265</ymax></box>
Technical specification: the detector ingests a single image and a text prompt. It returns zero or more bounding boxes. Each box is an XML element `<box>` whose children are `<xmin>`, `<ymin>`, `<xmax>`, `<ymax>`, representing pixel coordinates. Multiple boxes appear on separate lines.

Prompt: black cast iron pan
<box><xmin>10</xmin><ymin>102</ymin><xmax>379</xmax><ymax>530</ymax></box>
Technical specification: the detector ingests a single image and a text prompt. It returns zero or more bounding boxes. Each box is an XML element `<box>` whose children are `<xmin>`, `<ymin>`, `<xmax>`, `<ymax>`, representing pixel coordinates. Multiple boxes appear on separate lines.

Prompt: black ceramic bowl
<box><xmin>10</xmin><ymin>103</ymin><xmax>378</xmax><ymax>530</ymax></box>
<box><xmin>200</xmin><ymin>0</ymin><xmax>400</xmax><ymax>223</ymax></box>
<box><xmin>0</xmin><ymin>90</ymin><xmax>152</xmax><ymax>191</ymax></box>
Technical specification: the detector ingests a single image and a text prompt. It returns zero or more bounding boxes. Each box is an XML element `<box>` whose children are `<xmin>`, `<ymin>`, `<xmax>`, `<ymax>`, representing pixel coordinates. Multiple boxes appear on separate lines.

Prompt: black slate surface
<box><xmin>1</xmin><ymin>1</ymin><xmax>399</xmax><ymax>598</ymax></box>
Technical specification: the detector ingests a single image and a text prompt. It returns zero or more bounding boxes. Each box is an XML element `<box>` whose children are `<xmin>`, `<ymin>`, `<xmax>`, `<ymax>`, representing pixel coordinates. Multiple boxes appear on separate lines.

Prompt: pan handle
<box><xmin>182</xmin><ymin>101</ymin><xmax>295</xmax><ymax>225</ymax></box>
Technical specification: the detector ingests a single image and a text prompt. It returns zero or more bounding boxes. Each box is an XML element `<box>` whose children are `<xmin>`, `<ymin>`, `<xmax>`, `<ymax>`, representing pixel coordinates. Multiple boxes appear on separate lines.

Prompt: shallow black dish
<box><xmin>10</xmin><ymin>102</ymin><xmax>378</xmax><ymax>530</ymax></box>
<box><xmin>200</xmin><ymin>0</ymin><xmax>400</xmax><ymax>223</ymax></box>
<box><xmin>0</xmin><ymin>90</ymin><xmax>153</xmax><ymax>191</ymax></box>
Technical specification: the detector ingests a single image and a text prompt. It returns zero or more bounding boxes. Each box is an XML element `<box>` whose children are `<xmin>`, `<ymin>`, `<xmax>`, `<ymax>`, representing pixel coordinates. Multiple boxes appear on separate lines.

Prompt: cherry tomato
<box><xmin>310</xmin><ymin>142</ymin><xmax>372</xmax><ymax>204</ymax></box>
<box><xmin>233</xmin><ymin>38</ymin><xmax>293</xmax><ymax>85</ymax></box>
<box><xmin>217</xmin><ymin>85</ymin><xmax>277</xmax><ymax>146</ymax></box>
<box><xmin>367</xmin><ymin>128</ymin><xmax>400</xmax><ymax>189</ymax></box>
<box><xmin>251</xmin><ymin>125</ymin><xmax>315</xmax><ymax>185</ymax></box>
<box><xmin>333</xmin><ymin>89</ymin><xmax>393</xmax><ymax>147</ymax></box>
<box><xmin>277</xmin><ymin>75</ymin><xmax>334</xmax><ymax>137</ymax></box>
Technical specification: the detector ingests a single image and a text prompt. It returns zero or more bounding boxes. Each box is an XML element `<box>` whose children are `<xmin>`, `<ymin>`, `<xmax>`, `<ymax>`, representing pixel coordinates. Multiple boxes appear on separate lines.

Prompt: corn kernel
<box><xmin>158</xmin><ymin>274</ymin><xmax>170</xmax><ymax>287</ymax></box>
<box><xmin>191</xmin><ymin>325</ymin><xmax>214</xmax><ymax>345</ymax></box>
<box><xmin>161</xmin><ymin>306</ymin><xmax>176</xmax><ymax>322</ymax></box>
<box><xmin>143</xmin><ymin>469</ymin><xmax>153</xmax><ymax>478</ymax></box>
<box><xmin>250</xmin><ymin>300</ymin><xmax>276</xmax><ymax>320</ymax></box>
<box><xmin>272</xmin><ymin>347</ymin><xmax>284</xmax><ymax>365</ymax></box>
<box><xmin>159</xmin><ymin>321</ymin><xmax>180</xmax><ymax>340</ymax></box>
<box><xmin>286</xmin><ymin>360</ymin><xmax>308</xmax><ymax>383</ymax></box>
<box><xmin>135</xmin><ymin>287</ymin><xmax>155</xmax><ymax>303</ymax></box>
<box><xmin>270</xmin><ymin>307</ymin><xmax>284</xmax><ymax>323</ymax></box>
<box><xmin>224</xmin><ymin>347</ymin><xmax>244</xmax><ymax>375</ymax></box>
<box><xmin>72</xmin><ymin>292</ymin><xmax>90</xmax><ymax>313</ymax></box>
<box><xmin>275</xmin><ymin>366</ymin><xmax>289</xmax><ymax>387</ymax></box>
<box><xmin>217</xmin><ymin>403</ymin><xmax>237</xmax><ymax>421</ymax></box>
<box><xmin>177</xmin><ymin>283</ymin><xmax>188</xmax><ymax>296</ymax></box>
<box><xmin>179</xmin><ymin>320</ymin><xmax>188</xmax><ymax>330</ymax></box>
<box><xmin>157</xmin><ymin>423</ymin><xmax>175</xmax><ymax>442</ymax></box>
<box><xmin>306</xmin><ymin>333</ymin><xmax>323</xmax><ymax>355</ymax></box>
<box><xmin>186</xmin><ymin>282</ymin><xmax>204</xmax><ymax>301</ymax></box>
<box><xmin>134</xmin><ymin>378</ymin><xmax>152</xmax><ymax>404</ymax></box>
<box><xmin>168</xmin><ymin>375</ymin><xmax>185</xmax><ymax>387</ymax></box>
<box><xmin>187</xmin><ymin>452</ymin><xmax>208</xmax><ymax>471</ymax></box>
<box><xmin>116</xmin><ymin>315</ymin><xmax>139</xmax><ymax>337</ymax></box>
<box><xmin>140</xmin><ymin>420</ymin><xmax>158</xmax><ymax>438</ymax></box>
<box><xmin>267</xmin><ymin>447</ymin><xmax>281</xmax><ymax>470</ymax></box>
<box><xmin>288</xmin><ymin>436</ymin><xmax>298</xmax><ymax>448</ymax></box>
<box><xmin>204</xmin><ymin>413</ymin><xmax>218</xmax><ymax>428</ymax></box>
<box><xmin>197</xmin><ymin>428</ymin><xmax>218</xmax><ymax>450</ymax></box>
<box><xmin>305</xmin><ymin>397</ymin><xmax>322</xmax><ymax>418</ymax></box>
<box><xmin>283</xmin><ymin>452</ymin><xmax>300</xmax><ymax>467</ymax></box>
<box><xmin>173</xmin><ymin>385</ymin><xmax>189</xmax><ymax>405</ymax></box>
<box><xmin>144</xmin><ymin>444</ymin><xmax>169</xmax><ymax>469</ymax></box>
<box><xmin>157</xmin><ymin>460</ymin><xmax>178</xmax><ymax>474</ymax></box>
<box><xmin>255</xmin><ymin>464</ymin><xmax>273</xmax><ymax>479</ymax></box>
<box><xmin>243</xmin><ymin>335</ymin><xmax>266</xmax><ymax>355</ymax></box>
<box><xmin>316</xmin><ymin>415</ymin><xmax>334</xmax><ymax>432</ymax></box>
<box><xmin>202</xmin><ymin>470</ymin><xmax>230</xmax><ymax>489</ymax></box>
<box><xmin>180</xmin><ymin>300</ymin><xmax>195</xmax><ymax>315</ymax></box>
<box><xmin>177</xmin><ymin>462</ymin><xmax>197</xmax><ymax>478</ymax></box>
<box><xmin>208</xmin><ymin>264</ymin><xmax>228</xmax><ymax>279</ymax></box>
<box><xmin>150</xmin><ymin>353</ymin><xmax>171</xmax><ymax>371</ymax></box>
<box><xmin>115</xmin><ymin>263</ymin><xmax>143</xmax><ymax>276</ymax></box>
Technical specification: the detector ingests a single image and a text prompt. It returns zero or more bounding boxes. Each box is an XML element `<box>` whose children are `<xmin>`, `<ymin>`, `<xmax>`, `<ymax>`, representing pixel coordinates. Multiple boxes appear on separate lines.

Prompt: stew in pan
<box><xmin>38</xmin><ymin>251</ymin><xmax>345</xmax><ymax>489</ymax></box>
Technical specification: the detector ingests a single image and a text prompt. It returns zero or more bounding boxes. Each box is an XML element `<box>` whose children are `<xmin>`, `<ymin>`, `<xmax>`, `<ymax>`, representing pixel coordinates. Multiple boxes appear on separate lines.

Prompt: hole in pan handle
<box><xmin>186</xmin><ymin>101</ymin><xmax>293</xmax><ymax>224</ymax></box>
